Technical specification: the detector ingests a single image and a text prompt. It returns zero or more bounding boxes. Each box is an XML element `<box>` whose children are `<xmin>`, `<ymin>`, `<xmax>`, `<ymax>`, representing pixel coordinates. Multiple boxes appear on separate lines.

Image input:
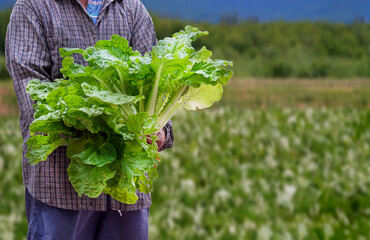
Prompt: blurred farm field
<box><xmin>0</xmin><ymin>117</ymin><xmax>27</xmax><ymax>240</ymax></box>
<box><xmin>224</xmin><ymin>78</ymin><xmax>370</xmax><ymax>109</ymax></box>
<box><xmin>0</xmin><ymin>78</ymin><xmax>369</xmax><ymax>239</ymax></box>
<box><xmin>152</xmin><ymin>107</ymin><xmax>370</xmax><ymax>240</ymax></box>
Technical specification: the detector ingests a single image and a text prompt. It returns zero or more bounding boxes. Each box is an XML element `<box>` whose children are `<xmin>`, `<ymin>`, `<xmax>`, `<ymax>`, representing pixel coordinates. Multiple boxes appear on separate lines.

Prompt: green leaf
<box><xmin>119</xmin><ymin>160</ymin><xmax>136</xmax><ymax>193</ymax></box>
<box><xmin>153</xmin><ymin>25</ymin><xmax>208</xmax><ymax>59</ymax></box>
<box><xmin>30</xmin><ymin>120</ymin><xmax>71</xmax><ymax>135</ymax></box>
<box><xmin>63</xmin><ymin>94</ymin><xmax>87</xmax><ymax>109</ymax></box>
<box><xmin>67</xmin><ymin>158</ymin><xmax>116</xmax><ymax>198</ymax></box>
<box><xmin>73</xmin><ymin>136</ymin><xmax>117</xmax><ymax>167</ymax></box>
<box><xmin>94</xmin><ymin>34</ymin><xmax>138</xmax><ymax>61</ymax></box>
<box><xmin>59</xmin><ymin>48</ymin><xmax>84</xmax><ymax>57</ymax></box>
<box><xmin>187</xmin><ymin>60</ymin><xmax>233</xmax><ymax>86</ymax></box>
<box><xmin>123</xmin><ymin>140</ymin><xmax>159</xmax><ymax>176</ymax></box>
<box><xmin>182</xmin><ymin>83</ymin><xmax>224</xmax><ymax>110</ymax></box>
<box><xmin>126</xmin><ymin>112</ymin><xmax>159</xmax><ymax>135</ymax></box>
<box><xmin>138</xmin><ymin>167</ymin><xmax>158</xmax><ymax>194</ymax></box>
<box><xmin>190</xmin><ymin>46</ymin><xmax>213</xmax><ymax>62</ymax></box>
<box><xmin>46</xmin><ymin>87</ymin><xmax>67</xmax><ymax>109</ymax></box>
<box><xmin>34</xmin><ymin>103</ymin><xmax>54</xmax><ymax>119</ymax></box>
<box><xmin>29</xmin><ymin>111</ymin><xmax>71</xmax><ymax>135</ymax></box>
<box><xmin>66</xmin><ymin>133</ymin><xmax>93</xmax><ymax>159</ymax></box>
<box><xmin>26</xmin><ymin>134</ymin><xmax>67</xmax><ymax>165</ymax></box>
<box><xmin>104</xmin><ymin>176</ymin><xmax>139</xmax><ymax>204</ymax></box>
<box><xmin>26</xmin><ymin>79</ymin><xmax>58</xmax><ymax>101</ymax></box>
<box><xmin>103</xmin><ymin>111</ymin><xmax>135</xmax><ymax>140</ymax></box>
<box><xmin>60</xmin><ymin>56</ymin><xmax>88</xmax><ymax>79</ymax></box>
<box><xmin>82</xmin><ymin>83</ymin><xmax>143</xmax><ymax>105</ymax></box>
<box><xmin>67</xmin><ymin>106</ymin><xmax>104</xmax><ymax>133</ymax></box>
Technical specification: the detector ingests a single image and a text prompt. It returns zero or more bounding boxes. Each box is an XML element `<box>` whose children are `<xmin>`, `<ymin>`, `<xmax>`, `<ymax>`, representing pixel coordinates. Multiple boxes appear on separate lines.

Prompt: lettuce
<box><xmin>25</xmin><ymin>26</ymin><xmax>233</xmax><ymax>204</ymax></box>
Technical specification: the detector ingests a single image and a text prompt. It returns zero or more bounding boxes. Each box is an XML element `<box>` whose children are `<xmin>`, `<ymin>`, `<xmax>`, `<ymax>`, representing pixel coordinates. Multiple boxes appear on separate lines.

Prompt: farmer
<box><xmin>5</xmin><ymin>0</ymin><xmax>174</xmax><ymax>239</ymax></box>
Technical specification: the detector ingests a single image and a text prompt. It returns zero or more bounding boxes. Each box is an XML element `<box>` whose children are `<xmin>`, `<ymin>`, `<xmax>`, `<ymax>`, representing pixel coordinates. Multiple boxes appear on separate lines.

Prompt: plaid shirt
<box><xmin>6</xmin><ymin>0</ymin><xmax>174</xmax><ymax>211</ymax></box>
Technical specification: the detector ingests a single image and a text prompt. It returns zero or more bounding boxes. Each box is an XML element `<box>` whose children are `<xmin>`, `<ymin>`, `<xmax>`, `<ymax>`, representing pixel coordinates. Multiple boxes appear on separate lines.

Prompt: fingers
<box><xmin>146</xmin><ymin>129</ymin><xmax>166</xmax><ymax>150</ymax></box>
<box><xmin>155</xmin><ymin>129</ymin><xmax>165</xmax><ymax>149</ymax></box>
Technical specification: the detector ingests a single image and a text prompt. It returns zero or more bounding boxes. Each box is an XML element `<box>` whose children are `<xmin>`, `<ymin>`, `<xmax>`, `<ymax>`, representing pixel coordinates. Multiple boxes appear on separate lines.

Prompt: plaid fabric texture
<box><xmin>6</xmin><ymin>0</ymin><xmax>174</xmax><ymax>211</ymax></box>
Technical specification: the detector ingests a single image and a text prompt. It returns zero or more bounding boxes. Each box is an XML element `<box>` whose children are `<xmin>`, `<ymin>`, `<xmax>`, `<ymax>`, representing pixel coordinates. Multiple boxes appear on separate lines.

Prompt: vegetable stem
<box><xmin>147</xmin><ymin>63</ymin><xmax>163</xmax><ymax>115</ymax></box>
<box><xmin>118</xmin><ymin>107</ymin><xmax>129</xmax><ymax>122</ymax></box>
<box><xmin>112</xmin><ymin>83</ymin><xmax>122</xmax><ymax>94</ymax></box>
<box><xmin>98</xmin><ymin>79</ymin><xmax>111</xmax><ymax>91</ymax></box>
<box><xmin>114</xmin><ymin>66</ymin><xmax>127</xmax><ymax>94</ymax></box>
<box><xmin>139</xmin><ymin>84</ymin><xmax>144</xmax><ymax>113</ymax></box>
<box><xmin>157</xmin><ymin>85</ymin><xmax>188</xmax><ymax>129</ymax></box>
<box><xmin>120</xmin><ymin>105</ymin><xmax>132</xmax><ymax>117</ymax></box>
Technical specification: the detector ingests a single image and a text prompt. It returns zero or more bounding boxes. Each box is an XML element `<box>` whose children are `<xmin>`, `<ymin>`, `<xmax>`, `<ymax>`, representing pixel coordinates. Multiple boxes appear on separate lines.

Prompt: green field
<box><xmin>0</xmin><ymin>79</ymin><xmax>369</xmax><ymax>239</ymax></box>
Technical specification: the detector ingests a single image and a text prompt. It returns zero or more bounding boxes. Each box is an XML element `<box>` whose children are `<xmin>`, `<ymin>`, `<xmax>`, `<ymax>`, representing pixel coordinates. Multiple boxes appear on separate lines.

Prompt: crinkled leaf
<box><xmin>123</xmin><ymin>140</ymin><xmax>159</xmax><ymax>175</ymax></box>
<box><xmin>119</xmin><ymin>161</ymin><xmax>136</xmax><ymax>193</ymax></box>
<box><xmin>103</xmin><ymin>112</ymin><xmax>135</xmax><ymax>140</ymax></box>
<box><xmin>126</xmin><ymin>112</ymin><xmax>159</xmax><ymax>135</ymax></box>
<box><xmin>26</xmin><ymin>79</ymin><xmax>59</xmax><ymax>101</ymax></box>
<box><xmin>66</xmin><ymin>133</ymin><xmax>93</xmax><ymax>159</ymax></box>
<box><xmin>46</xmin><ymin>87</ymin><xmax>67</xmax><ymax>109</ymax></box>
<box><xmin>67</xmin><ymin>106</ymin><xmax>104</xmax><ymax>133</ymax></box>
<box><xmin>60</xmin><ymin>56</ymin><xmax>88</xmax><ymax>79</ymax></box>
<box><xmin>82</xmin><ymin>83</ymin><xmax>143</xmax><ymax>105</ymax></box>
<box><xmin>67</xmin><ymin>158</ymin><xmax>116</xmax><ymax>198</ymax></box>
<box><xmin>182</xmin><ymin>83</ymin><xmax>224</xmax><ymax>110</ymax></box>
<box><xmin>190</xmin><ymin>46</ymin><xmax>213</xmax><ymax>62</ymax></box>
<box><xmin>29</xmin><ymin>111</ymin><xmax>70</xmax><ymax>135</ymax></box>
<box><xmin>73</xmin><ymin>136</ymin><xmax>117</xmax><ymax>167</ymax></box>
<box><xmin>94</xmin><ymin>35</ymin><xmax>139</xmax><ymax>61</ymax></box>
<box><xmin>26</xmin><ymin>134</ymin><xmax>67</xmax><ymax>165</ymax></box>
<box><xmin>138</xmin><ymin>167</ymin><xmax>158</xmax><ymax>194</ymax></box>
<box><xmin>63</xmin><ymin>94</ymin><xmax>87</xmax><ymax>108</ymax></box>
<box><xmin>30</xmin><ymin>120</ymin><xmax>71</xmax><ymax>135</ymax></box>
<box><xmin>153</xmin><ymin>25</ymin><xmax>208</xmax><ymax>59</ymax></box>
<box><xmin>104</xmin><ymin>176</ymin><xmax>139</xmax><ymax>204</ymax></box>
<box><xmin>184</xmin><ymin>60</ymin><xmax>233</xmax><ymax>87</ymax></box>
<box><xmin>59</xmin><ymin>47</ymin><xmax>84</xmax><ymax>57</ymax></box>
<box><xmin>34</xmin><ymin>104</ymin><xmax>54</xmax><ymax>119</ymax></box>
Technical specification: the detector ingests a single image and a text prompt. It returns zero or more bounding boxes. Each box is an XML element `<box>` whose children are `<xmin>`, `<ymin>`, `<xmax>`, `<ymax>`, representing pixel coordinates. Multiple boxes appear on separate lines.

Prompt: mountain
<box><xmin>1</xmin><ymin>0</ymin><xmax>369</xmax><ymax>23</ymax></box>
<box><xmin>141</xmin><ymin>0</ymin><xmax>370</xmax><ymax>23</ymax></box>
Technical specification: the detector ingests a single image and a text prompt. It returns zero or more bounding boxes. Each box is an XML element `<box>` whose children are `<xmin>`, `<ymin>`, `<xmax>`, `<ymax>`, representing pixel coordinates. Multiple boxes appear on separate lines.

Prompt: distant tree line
<box><xmin>1</xmin><ymin>9</ymin><xmax>369</xmax><ymax>79</ymax></box>
<box><xmin>152</xmin><ymin>15</ymin><xmax>370</xmax><ymax>78</ymax></box>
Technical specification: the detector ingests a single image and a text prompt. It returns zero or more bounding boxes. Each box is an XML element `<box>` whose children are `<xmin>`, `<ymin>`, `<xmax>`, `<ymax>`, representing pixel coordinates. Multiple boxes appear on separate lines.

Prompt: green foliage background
<box><xmin>152</xmin><ymin>16</ymin><xmax>370</xmax><ymax>78</ymax></box>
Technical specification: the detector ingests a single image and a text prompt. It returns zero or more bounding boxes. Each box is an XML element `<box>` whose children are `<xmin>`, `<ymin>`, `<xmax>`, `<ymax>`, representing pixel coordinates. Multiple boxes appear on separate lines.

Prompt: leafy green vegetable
<box><xmin>26</xmin><ymin>26</ymin><xmax>232</xmax><ymax>204</ymax></box>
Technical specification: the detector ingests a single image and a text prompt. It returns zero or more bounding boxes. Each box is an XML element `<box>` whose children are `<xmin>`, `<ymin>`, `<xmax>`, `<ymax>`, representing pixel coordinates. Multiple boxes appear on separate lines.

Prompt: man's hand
<box><xmin>146</xmin><ymin>129</ymin><xmax>166</xmax><ymax>151</ymax></box>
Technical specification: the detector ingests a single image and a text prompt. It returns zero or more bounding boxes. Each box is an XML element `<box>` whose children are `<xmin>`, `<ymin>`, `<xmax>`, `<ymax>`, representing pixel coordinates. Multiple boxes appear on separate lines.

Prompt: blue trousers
<box><xmin>25</xmin><ymin>188</ymin><xmax>149</xmax><ymax>240</ymax></box>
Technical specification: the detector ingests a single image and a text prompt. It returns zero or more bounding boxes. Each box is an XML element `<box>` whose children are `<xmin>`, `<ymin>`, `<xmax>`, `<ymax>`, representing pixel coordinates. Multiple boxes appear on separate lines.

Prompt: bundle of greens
<box><xmin>26</xmin><ymin>26</ymin><xmax>233</xmax><ymax>204</ymax></box>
